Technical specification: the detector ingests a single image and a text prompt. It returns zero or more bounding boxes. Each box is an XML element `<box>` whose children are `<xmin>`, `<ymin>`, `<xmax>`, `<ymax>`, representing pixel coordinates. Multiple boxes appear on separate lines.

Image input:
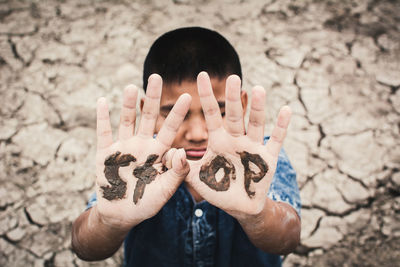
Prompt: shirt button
<box><xmin>194</xmin><ymin>208</ymin><xmax>203</xmax><ymax>217</ymax></box>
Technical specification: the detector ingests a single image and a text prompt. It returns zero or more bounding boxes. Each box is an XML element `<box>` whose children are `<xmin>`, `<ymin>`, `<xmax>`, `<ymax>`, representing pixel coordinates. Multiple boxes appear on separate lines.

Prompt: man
<box><xmin>72</xmin><ymin>27</ymin><xmax>301</xmax><ymax>266</ymax></box>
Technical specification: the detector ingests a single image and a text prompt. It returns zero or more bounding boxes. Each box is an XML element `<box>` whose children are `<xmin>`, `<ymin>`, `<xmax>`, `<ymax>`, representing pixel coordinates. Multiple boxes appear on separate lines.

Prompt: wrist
<box><xmin>90</xmin><ymin>206</ymin><xmax>132</xmax><ymax>238</ymax></box>
<box><xmin>235</xmin><ymin>198</ymin><xmax>271</xmax><ymax>228</ymax></box>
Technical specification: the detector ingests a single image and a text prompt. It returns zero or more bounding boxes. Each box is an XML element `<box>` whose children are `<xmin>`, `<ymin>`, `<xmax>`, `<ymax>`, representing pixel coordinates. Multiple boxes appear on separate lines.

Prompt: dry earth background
<box><xmin>1</xmin><ymin>0</ymin><xmax>399</xmax><ymax>266</ymax></box>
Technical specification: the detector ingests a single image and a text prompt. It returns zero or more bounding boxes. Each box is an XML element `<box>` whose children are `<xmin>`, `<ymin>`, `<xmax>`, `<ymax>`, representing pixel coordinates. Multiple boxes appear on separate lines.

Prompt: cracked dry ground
<box><xmin>0</xmin><ymin>0</ymin><xmax>399</xmax><ymax>266</ymax></box>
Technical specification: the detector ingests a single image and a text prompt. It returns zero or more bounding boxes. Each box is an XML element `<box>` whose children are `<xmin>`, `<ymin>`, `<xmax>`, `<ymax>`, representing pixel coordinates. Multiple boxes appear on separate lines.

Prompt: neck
<box><xmin>184</xmin><ymin>182</ymin><xmax>204</xmax><ymax>203</ymax></box>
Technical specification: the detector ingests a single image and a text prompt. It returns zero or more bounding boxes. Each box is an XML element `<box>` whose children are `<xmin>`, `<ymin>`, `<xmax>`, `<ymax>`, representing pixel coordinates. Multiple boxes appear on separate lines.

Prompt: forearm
<box><xmin>71</xmin><ymin>206</ymin><xmax>131</xmax><ymax>261</ymax></box>
<box><xmin>237</xmin><ymin>198</ymin><xmax>300</xmax><ymax>255</ymax></box>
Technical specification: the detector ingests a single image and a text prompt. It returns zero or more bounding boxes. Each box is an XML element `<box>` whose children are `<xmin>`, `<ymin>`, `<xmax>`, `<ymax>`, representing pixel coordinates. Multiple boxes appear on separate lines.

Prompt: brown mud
<box><xmin>132</xmin><ymin>154</ymin><xmax>159</xmax><ymax>204</ymax></box>
<box><xmin>237</xmin><ymin>151</ymin><xmax>268</xmax><ymax>198</ymax></box>
<box><xmin>101</xmin><ymin>151</ymin><xmax>136</xmax><ymax>200</ymax></box>
<box><xmin>199</xmin><ymin>155</ymin><xmax>236</xmax><ymax>191</ymax></box>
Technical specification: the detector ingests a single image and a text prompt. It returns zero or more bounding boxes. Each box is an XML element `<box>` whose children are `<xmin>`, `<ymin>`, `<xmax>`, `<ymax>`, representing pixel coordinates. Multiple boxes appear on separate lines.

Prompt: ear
<box><xmin>240</xmin><ymin>90</ymin><xmax>248</xmax><ymax>116</ymax></box>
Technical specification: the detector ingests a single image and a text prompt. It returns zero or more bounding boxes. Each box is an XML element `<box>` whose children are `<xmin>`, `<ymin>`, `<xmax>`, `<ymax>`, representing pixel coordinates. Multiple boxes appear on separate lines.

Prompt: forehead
<box><xmin>161</xmin><ymin>77</ymin><xmax>226</xmax><ymax>103</ymax></box>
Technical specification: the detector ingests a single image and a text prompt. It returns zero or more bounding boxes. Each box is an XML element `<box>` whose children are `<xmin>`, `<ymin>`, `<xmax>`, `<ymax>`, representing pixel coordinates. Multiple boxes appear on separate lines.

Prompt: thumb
<box><xmin>170</xmin><ymin>148</ymin><xmax>190</xmax><ymax>178</ymax></box>
<box><xmin>159</xmin><ymin>148</ymin><xmax>189</xmax><ymax>199</ymax></box>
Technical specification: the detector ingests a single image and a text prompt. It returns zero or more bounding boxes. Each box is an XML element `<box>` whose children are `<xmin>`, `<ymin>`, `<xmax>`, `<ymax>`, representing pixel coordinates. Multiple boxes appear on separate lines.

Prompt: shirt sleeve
<box><xmin>264</xmin><ymin>136</ymin><xmax>301</xmax><ymax>217</ymax></box>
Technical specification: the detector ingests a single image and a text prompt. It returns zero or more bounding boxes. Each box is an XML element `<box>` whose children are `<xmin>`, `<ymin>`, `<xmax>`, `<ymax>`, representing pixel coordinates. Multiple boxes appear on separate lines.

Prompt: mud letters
<box><xmin>102</xmin><ymin>152</ymin><xmax>160</xmax><ymax>204</ymax></box>
<box><xmin>199</xmin><ymin>155</ymin><xmax>236</xmax><ymax>191</ymax></box>
<box><xmin>200</xmin><ymin>152</ymin><xmax>268</xmax><ymax>198</ymax></box>
<box><xmin>237</xmin><ymin>151</ymin><xmax>269</xmax><ymax>198</ymax></box>
<box><xmin>102</xmin><ymin>151</ymin><xmax>136</xmax><ymax>200</ymax></box>
<box><xmin>132</xmin><ymin>154</ymin><xmax>159</xmax><ymax>204</ymax></box>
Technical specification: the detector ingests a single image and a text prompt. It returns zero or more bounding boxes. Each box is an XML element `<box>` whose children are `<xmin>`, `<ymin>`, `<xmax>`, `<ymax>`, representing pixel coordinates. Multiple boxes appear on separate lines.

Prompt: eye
<box><xmin>160</xmin><ymin>111</ymin><xmax>169</xmax><ymax>118</ymax></box>
<box><xmin>160</xmin><ymin>108</ymin><xmax>171</xmax><ymax>118</ymax></box>
<box><xmin>184</xmin><ymin>112</ymin><xmax>190</xmax><ymax>121</ymax></box>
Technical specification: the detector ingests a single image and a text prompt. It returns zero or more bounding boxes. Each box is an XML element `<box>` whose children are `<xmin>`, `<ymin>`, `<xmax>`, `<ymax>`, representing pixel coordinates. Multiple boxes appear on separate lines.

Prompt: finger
<box><xmin>225</xmin><ymin>75</ymin><xmax>244</xmax><ymax>136</ymax></box>
<box><xmin>159</xmin><ymin>148</ymin><xmax>189</xmax><ymax>200</ymax></box>
<box><xmin>156</xmin><ymin>93</ymin><xmax>191</xmax><ymax>148</ymax></box>
<box><xmin>197</xmin><ymin>71</ymin><xmax>223</xmax><ymax>132</ymax></box>
<box><xmin>118</xmin><ymin>84</ymin><xmax>138</xmax><ymax>141</ymax></box>
<box><xmin>170</xmin><ymin>148</ymin><xmax>190</xmax><ymax>178</ymax></box>
<box><xmin>247</xmin><ymin>86</ymin><xmax>266</xmax><ymax>143</ymax></box>
<box><xmin>265</xmin><ymin>106</ymin><xmax>292</xmax><ymax>157</ymax></box>
<box><xmin>97</xmin><ymin>97</ymin><xmax>113</xmax><ymax>150</ymax></box>
<box><xmin>137</xmin><ymin>74</ymin><xmax>162</xmax><ymax>137</ymax></box>
<box><xmin>161</xmin><ymin>148</ymin><xmax>177</xmax><ymax>169</ymax></box>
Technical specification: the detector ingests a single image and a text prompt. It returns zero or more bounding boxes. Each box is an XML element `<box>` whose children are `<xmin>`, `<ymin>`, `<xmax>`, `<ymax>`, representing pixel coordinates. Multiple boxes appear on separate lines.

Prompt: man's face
<box><xmin>153</xmin><ymin>77</ymin><xmax>247</xmax><ymax>160</ymax></box>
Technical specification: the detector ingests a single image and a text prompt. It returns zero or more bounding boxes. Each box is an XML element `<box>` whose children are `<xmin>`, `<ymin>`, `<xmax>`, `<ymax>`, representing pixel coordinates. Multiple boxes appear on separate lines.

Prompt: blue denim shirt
<box><xmin>87</xmin><ymin>137</ymin><xmax>301</xmax><ymax>267</ymax></box>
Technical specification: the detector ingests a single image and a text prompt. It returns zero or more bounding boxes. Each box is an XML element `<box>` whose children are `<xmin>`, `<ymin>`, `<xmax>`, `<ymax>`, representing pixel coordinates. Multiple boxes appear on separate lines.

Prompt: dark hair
<box><xmin>143</xmin><ymin>27</ymin><xmax>242</xmax><ymax>90</ymax></box>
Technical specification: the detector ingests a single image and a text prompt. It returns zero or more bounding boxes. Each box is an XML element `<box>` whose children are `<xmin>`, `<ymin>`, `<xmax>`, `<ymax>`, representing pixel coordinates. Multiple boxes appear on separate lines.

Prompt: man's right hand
<box><xmin>95</xmin><ymin>74</ymin><xmax>191</xmax><ymax>232</ymax></box>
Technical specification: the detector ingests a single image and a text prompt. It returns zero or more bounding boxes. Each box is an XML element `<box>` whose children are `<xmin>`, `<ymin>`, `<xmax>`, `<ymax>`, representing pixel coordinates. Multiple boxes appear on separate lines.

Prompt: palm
<box><xmin>96</xmin><ymin>138</ymin><xmax>169</xmax><ymax>227</ymax></box>
<box><xmin>95</xmin><ymin>75</ymin><xmax>191</xmax><ymax>229</ymax></box>
<box><xmin>186</xmin><ymin>73</ymin><xmax>291</xmax><ymax>218</ymax></box>
<box><xmin>189</xmin><ymin>133</ymin><xmax>275</xmax><ymax>216</ymax></box>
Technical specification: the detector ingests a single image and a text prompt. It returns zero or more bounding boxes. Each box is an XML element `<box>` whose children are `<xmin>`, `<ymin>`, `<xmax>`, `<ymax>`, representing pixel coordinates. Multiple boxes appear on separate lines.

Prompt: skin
<box><xmin>155</xmin><ymin>72</ymin><xmax>300</xmax><ymax>253</ymax></box>
<box><xmin>71</xmin><ymin>72</ymin><xmax>300</xmax><ymax>261</ymax></box>
<box><xmin>72</xmin><ymin>75</ymin><xmax>191</xmax><ymax>260</ymax></box>
<box><xmin>154</xmin><ymin>76</ymin><xmax>247</xmax><ymax>202</ymax></box>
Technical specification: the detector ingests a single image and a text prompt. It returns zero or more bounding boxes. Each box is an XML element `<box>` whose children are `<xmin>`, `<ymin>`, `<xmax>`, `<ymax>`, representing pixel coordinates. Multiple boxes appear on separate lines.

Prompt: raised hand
<box><xmin>95</xmin><ymin>74</ymin><xmax>191</xmax><ymax>230</ymax></box>
<box><xmin>185</xmin><ymin>72</ymin><xmax>291</xmax><ymax>220</ymax></box>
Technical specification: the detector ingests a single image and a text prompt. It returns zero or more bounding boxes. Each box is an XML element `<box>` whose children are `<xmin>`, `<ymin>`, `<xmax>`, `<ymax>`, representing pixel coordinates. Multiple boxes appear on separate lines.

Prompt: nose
<box><xmin>185</xmin><ymin>116</ymin><xmax>208</xmax><ymax>143</ymax></box>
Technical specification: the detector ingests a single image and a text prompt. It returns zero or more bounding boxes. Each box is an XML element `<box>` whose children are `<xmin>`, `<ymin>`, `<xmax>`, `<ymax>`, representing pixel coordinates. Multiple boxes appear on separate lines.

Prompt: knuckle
<box><xmin>141</xmin><ymin>110</ymin><xmax>157</xmax><ymax>120</ymax></box>
<box><xmin>170</xmin><ymin>109</ymin><xmax>185</xmax><ymax>121</ymax></box>
<box><xmin>271</xmin><ymin>129</ymin><xmax>285</xmax><ymax>142</ymax></box>
<box><xmin>251</xmin><ymin>105</ymin><xmax>264</xmax><ymax>112</ymax></box>
<box><xmin>123</xmin><ymin>102</ymin><xmax>136</xmax><ymax>109</ymax></box>
<box><xmin>249</xmin><ymin>118</ymin><xmax>263</xmax><ymax>128</ymax></box>
<box><xmin>204</xmin><ymin>106</ymin><xmax>220</xmax><ymax>116</ymax></box>
<box><xmin>120</xmin><ymin>116</ymin><xmax>133</xmax><ymax>127</ymax></box>
<box><xmin>227</xmin><ymin>114</ymin><xmax>242</xmax><ymax>123</ymax></box>
<box><xmin>165</xmin><ymin>122</ymin><xmax>178</xmax><ymax>132</ymax></box>
<box><xmin>98</xmin><ymin>129</ymin><xmax>112</xmax><ymax>137</ymax></box>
